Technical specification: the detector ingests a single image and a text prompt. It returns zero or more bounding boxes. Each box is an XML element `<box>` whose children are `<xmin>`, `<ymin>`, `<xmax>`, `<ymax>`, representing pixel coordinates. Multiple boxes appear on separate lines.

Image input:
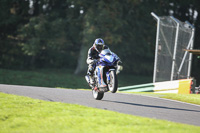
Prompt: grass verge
<box><xmin>0</xmin><ymin>92</ymin><xmax>200</xmax><ymax>133</ymax></box>
<box><xmin>0</xmin><ymin>68</ymin><xmax>88</xmax><ymax>89</ymax></box>
<box><xmin>122</xmin><ymin>92</ymin><xmax>200</xmax><ymax>105</ymax></box>
<box><xmin>160</xmin><ymin>93</ymin><xmax>200</xmax><ymax>105</ymax></box>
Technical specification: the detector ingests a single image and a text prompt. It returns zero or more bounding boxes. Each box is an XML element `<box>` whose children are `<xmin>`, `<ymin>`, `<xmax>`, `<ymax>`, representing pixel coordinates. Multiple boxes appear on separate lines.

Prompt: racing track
<box><xmin>0</xmin><ymin>84</ymin><xmax>200</xmax><ymax>126</ymax></box>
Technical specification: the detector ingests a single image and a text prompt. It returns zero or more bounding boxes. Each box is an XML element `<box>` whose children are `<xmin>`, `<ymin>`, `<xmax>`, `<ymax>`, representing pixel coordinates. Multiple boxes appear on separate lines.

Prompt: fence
<box><xmin>151</xmin><ymin>12</ymin><xmax>195</xmax><ymax>83</ymax></box>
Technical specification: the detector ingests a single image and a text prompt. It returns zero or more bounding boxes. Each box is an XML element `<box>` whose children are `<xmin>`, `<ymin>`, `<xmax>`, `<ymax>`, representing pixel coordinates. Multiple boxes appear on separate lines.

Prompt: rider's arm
<box><xmin>86</xmin><ymin>48</ymin><xmax>96</xmax><ymax>64</ymax></box>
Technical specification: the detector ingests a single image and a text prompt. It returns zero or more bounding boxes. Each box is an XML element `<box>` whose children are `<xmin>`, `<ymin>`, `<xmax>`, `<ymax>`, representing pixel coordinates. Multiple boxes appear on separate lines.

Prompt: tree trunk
<box><xmin>74</xmin><ymin>8</ymin><xmax>96</xmax><ymax>75</ymax></box>
<box><xmin>74</xmin><ymin>44</ymin><xmax>88</xmax><ymax>75</ymax></box>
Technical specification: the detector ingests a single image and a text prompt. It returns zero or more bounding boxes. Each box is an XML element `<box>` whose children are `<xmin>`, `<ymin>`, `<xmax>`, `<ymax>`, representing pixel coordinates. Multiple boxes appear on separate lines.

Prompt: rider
<box><xmin>86</xmin><ymin>38</ymin><xmax>109</xmax><ymax>85</ymax></box>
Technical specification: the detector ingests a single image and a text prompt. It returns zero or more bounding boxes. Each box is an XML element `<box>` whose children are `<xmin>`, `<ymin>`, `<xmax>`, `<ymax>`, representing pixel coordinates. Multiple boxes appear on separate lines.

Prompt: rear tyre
<box><xmin>108</xmin><ymin>70</ymin><xmax>118</xmax><ymax>93</ymax></box>
<box><xmin>92</xmin><ymin>89</ymin><xmax>104</xmax><ymax>100</ymax></box>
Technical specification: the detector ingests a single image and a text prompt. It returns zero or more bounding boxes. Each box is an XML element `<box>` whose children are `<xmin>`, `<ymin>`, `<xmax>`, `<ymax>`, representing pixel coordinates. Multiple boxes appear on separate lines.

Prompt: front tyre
<box><xmin>92</xmin><ymin>89</ymin><xmax>104</xmax><ymax>100</ymax></box>
<box><xmin>108</xmin><ymin>70</ymin><xmax>118</xmax><ymax>93</ymax></box>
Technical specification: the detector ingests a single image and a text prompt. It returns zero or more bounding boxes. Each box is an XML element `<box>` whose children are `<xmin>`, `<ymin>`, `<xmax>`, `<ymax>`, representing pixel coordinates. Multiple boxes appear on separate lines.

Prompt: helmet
<box><xmin>93</xmin><ymin>38</ymin><xmax>105</xmax><ymax>52</ymax></box>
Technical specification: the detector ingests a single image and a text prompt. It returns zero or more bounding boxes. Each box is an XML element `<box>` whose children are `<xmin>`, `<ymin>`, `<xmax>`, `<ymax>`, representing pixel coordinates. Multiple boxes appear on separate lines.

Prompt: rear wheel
<box><xmin>108</xmin><ymin>70</ymin><xmax>118</xmax><ymax>93</ymax></box>
<box><xmin>92</xmin><ymin>89</ymin><xmax>104</xmax><ymax>100</ymax></box>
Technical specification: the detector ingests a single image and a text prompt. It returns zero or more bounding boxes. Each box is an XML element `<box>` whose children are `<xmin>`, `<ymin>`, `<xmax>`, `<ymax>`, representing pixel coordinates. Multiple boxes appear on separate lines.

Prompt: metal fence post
<box><xmin>151</xmin><ymin>12</ymin><xmax>160</xmax><ymax>83</ymax></box>
<box><xmin>186</xmin><ymin>21</ymin><xmax>195</xmax><ymax>78</ymax></box>
<box><xmin>170</xmin><ymin>16</ymin><xmax>180</xmax><ymax>81</ymax></box>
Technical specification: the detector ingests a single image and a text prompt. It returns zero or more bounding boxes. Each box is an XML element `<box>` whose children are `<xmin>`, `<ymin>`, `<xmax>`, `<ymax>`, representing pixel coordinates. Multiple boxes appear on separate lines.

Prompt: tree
<box><xmin>17</xmin><ymin>0</ymin><xmax>82</xmax><ymax>68</ymax></box>
<box><xmin>0</xmin><ymin>0</ymin><xmax>29</xmax><ymax>68</ymax></box>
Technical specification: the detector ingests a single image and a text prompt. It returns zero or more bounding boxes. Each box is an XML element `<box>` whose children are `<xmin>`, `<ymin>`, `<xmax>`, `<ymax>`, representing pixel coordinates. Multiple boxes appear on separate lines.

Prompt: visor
<box><xmin>96</xmin><ymin>45</ymin><xmax>103</xmax><ymax>52</ymax></box>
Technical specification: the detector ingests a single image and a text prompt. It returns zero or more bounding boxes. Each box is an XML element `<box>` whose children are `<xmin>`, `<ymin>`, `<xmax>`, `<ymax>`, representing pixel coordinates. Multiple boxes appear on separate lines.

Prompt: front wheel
<box><xmin>108</xmin><ymin>70</ymin><xmax>118</xmax><ymax>93</ymax></box>
<box><xmin>92</xmin><ymin>89</ymin><xmax>104</xmax><ymax>100</ymax></box>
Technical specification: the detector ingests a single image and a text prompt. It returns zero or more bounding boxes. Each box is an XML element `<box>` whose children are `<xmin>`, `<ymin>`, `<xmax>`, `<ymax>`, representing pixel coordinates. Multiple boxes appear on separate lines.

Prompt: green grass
<box><xmin>118</xmin><ymin>73</ymin><xmax>152</xmax><ymax>87</ymax></box>
<box><xmin>0</xmin><ymin>92</ymin><xmax>200</xmax><ymax>133</ymax></box>
<box><xmin>123</xmin><ymin>92</ymin><xmax>200</xmax><ymax>105</ymax></box>
<box><xmin>0</xmin><ymin>68</ymin><xmax>152</xmax><ymax>89</ymax></box>
<box><xmin>0</xmin><ymin>68</ymin><xmax>88</xmax><ymax>89</ymax></box>
<box><xmin>159</xmin><ymin>93</ymin><xmax>200</xmax><ymax>105</ymax></box>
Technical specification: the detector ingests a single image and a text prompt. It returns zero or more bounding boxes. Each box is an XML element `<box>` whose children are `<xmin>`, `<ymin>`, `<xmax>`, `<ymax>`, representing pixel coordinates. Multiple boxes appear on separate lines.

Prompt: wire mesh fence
<box><xmin>152</xmin><ymin>13</ymin><xmax>194</xmax><ymax>82</ymax></box>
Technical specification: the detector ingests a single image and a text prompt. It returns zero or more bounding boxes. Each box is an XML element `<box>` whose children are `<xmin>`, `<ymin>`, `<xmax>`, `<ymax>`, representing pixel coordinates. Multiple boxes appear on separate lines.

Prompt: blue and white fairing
<box><xmin>97</xmin><ymin>49</ymin><xmax>119</xmax><ymax>67</ymax></box>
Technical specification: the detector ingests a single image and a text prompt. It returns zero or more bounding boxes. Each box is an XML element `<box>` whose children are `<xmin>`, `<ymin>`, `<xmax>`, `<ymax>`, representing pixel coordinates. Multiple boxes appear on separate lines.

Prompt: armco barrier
<box><xmin>118</xmin><ymin>79</ymin><xmax>194</xmax><ymax>94</ymax></box>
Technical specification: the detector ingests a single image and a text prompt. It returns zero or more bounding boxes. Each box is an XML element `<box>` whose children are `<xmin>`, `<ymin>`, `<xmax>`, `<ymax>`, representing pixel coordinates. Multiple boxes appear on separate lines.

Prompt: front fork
<box><xmin>97</xmin><ymin>66</ymin><xmax>107</xmax><ymax>88</ymax></box>
<box><xmin>106</xmin><ymin>71</ymin><xmax>110</xmax><ymax>84</ymax></box>
<box><xmin>107</xmin><ymin>69</ymin><xmax>115</xmax><ymax>85</ymax></box>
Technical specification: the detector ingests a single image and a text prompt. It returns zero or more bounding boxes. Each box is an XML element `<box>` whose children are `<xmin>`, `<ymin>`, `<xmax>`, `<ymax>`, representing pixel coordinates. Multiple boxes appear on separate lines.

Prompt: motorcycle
<box><xmin>85</xmin><ymin>49</ymin><xmax>123</xmax><ymax>100</ymax></box>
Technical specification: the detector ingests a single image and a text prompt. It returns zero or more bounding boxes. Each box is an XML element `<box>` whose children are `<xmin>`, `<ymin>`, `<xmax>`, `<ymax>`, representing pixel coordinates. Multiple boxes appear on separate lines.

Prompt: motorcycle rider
<box><xmin>86</xmin><ymin>38</ymin><xmax>109</xmax><ymax>85</ymax></box>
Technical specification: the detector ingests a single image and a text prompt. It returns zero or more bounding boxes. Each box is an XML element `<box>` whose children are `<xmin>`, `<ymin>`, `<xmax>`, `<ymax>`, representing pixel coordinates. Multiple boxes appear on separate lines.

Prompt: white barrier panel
<box><xmin>118</xmin><ymin>79</ymin><xmax>193</xmax><ymax>94</ymax></box>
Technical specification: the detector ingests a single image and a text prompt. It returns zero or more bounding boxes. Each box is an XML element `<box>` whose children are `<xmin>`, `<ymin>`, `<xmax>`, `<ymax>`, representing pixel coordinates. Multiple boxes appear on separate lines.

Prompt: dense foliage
<box><xmin>0</xmin><ymin>0</ymin><xmax>199</xmax><ymax>82</ymax></box>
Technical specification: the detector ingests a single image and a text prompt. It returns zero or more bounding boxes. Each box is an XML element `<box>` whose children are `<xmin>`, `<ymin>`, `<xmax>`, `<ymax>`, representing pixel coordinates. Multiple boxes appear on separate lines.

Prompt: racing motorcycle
<box><xmin>85</xmin><ymin>49</ymin><xmax>123</xmax><ymax>100</ymax></box>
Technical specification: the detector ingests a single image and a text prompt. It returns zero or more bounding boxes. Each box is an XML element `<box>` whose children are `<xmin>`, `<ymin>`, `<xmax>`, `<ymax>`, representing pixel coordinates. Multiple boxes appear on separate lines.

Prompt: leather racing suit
<box><xmin>86</xmin><ymin>45</ymin><xmax>109</xmax><ymax>82</ymax></box>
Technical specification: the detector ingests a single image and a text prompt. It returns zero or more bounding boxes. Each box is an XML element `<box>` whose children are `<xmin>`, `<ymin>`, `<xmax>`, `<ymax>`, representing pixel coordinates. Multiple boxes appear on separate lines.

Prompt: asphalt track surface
<box><xmin>0</xmin><ymin>84</ymin><xmax>200</xmax><ymax>126</ymax></box>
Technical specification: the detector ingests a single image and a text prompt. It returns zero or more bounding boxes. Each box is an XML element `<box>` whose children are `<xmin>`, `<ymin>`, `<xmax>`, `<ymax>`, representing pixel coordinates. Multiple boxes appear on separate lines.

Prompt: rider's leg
<box><xmin>87</xmin><ymin>64</ymin><xmax>95</xmax><ymax>85</ymax></box>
